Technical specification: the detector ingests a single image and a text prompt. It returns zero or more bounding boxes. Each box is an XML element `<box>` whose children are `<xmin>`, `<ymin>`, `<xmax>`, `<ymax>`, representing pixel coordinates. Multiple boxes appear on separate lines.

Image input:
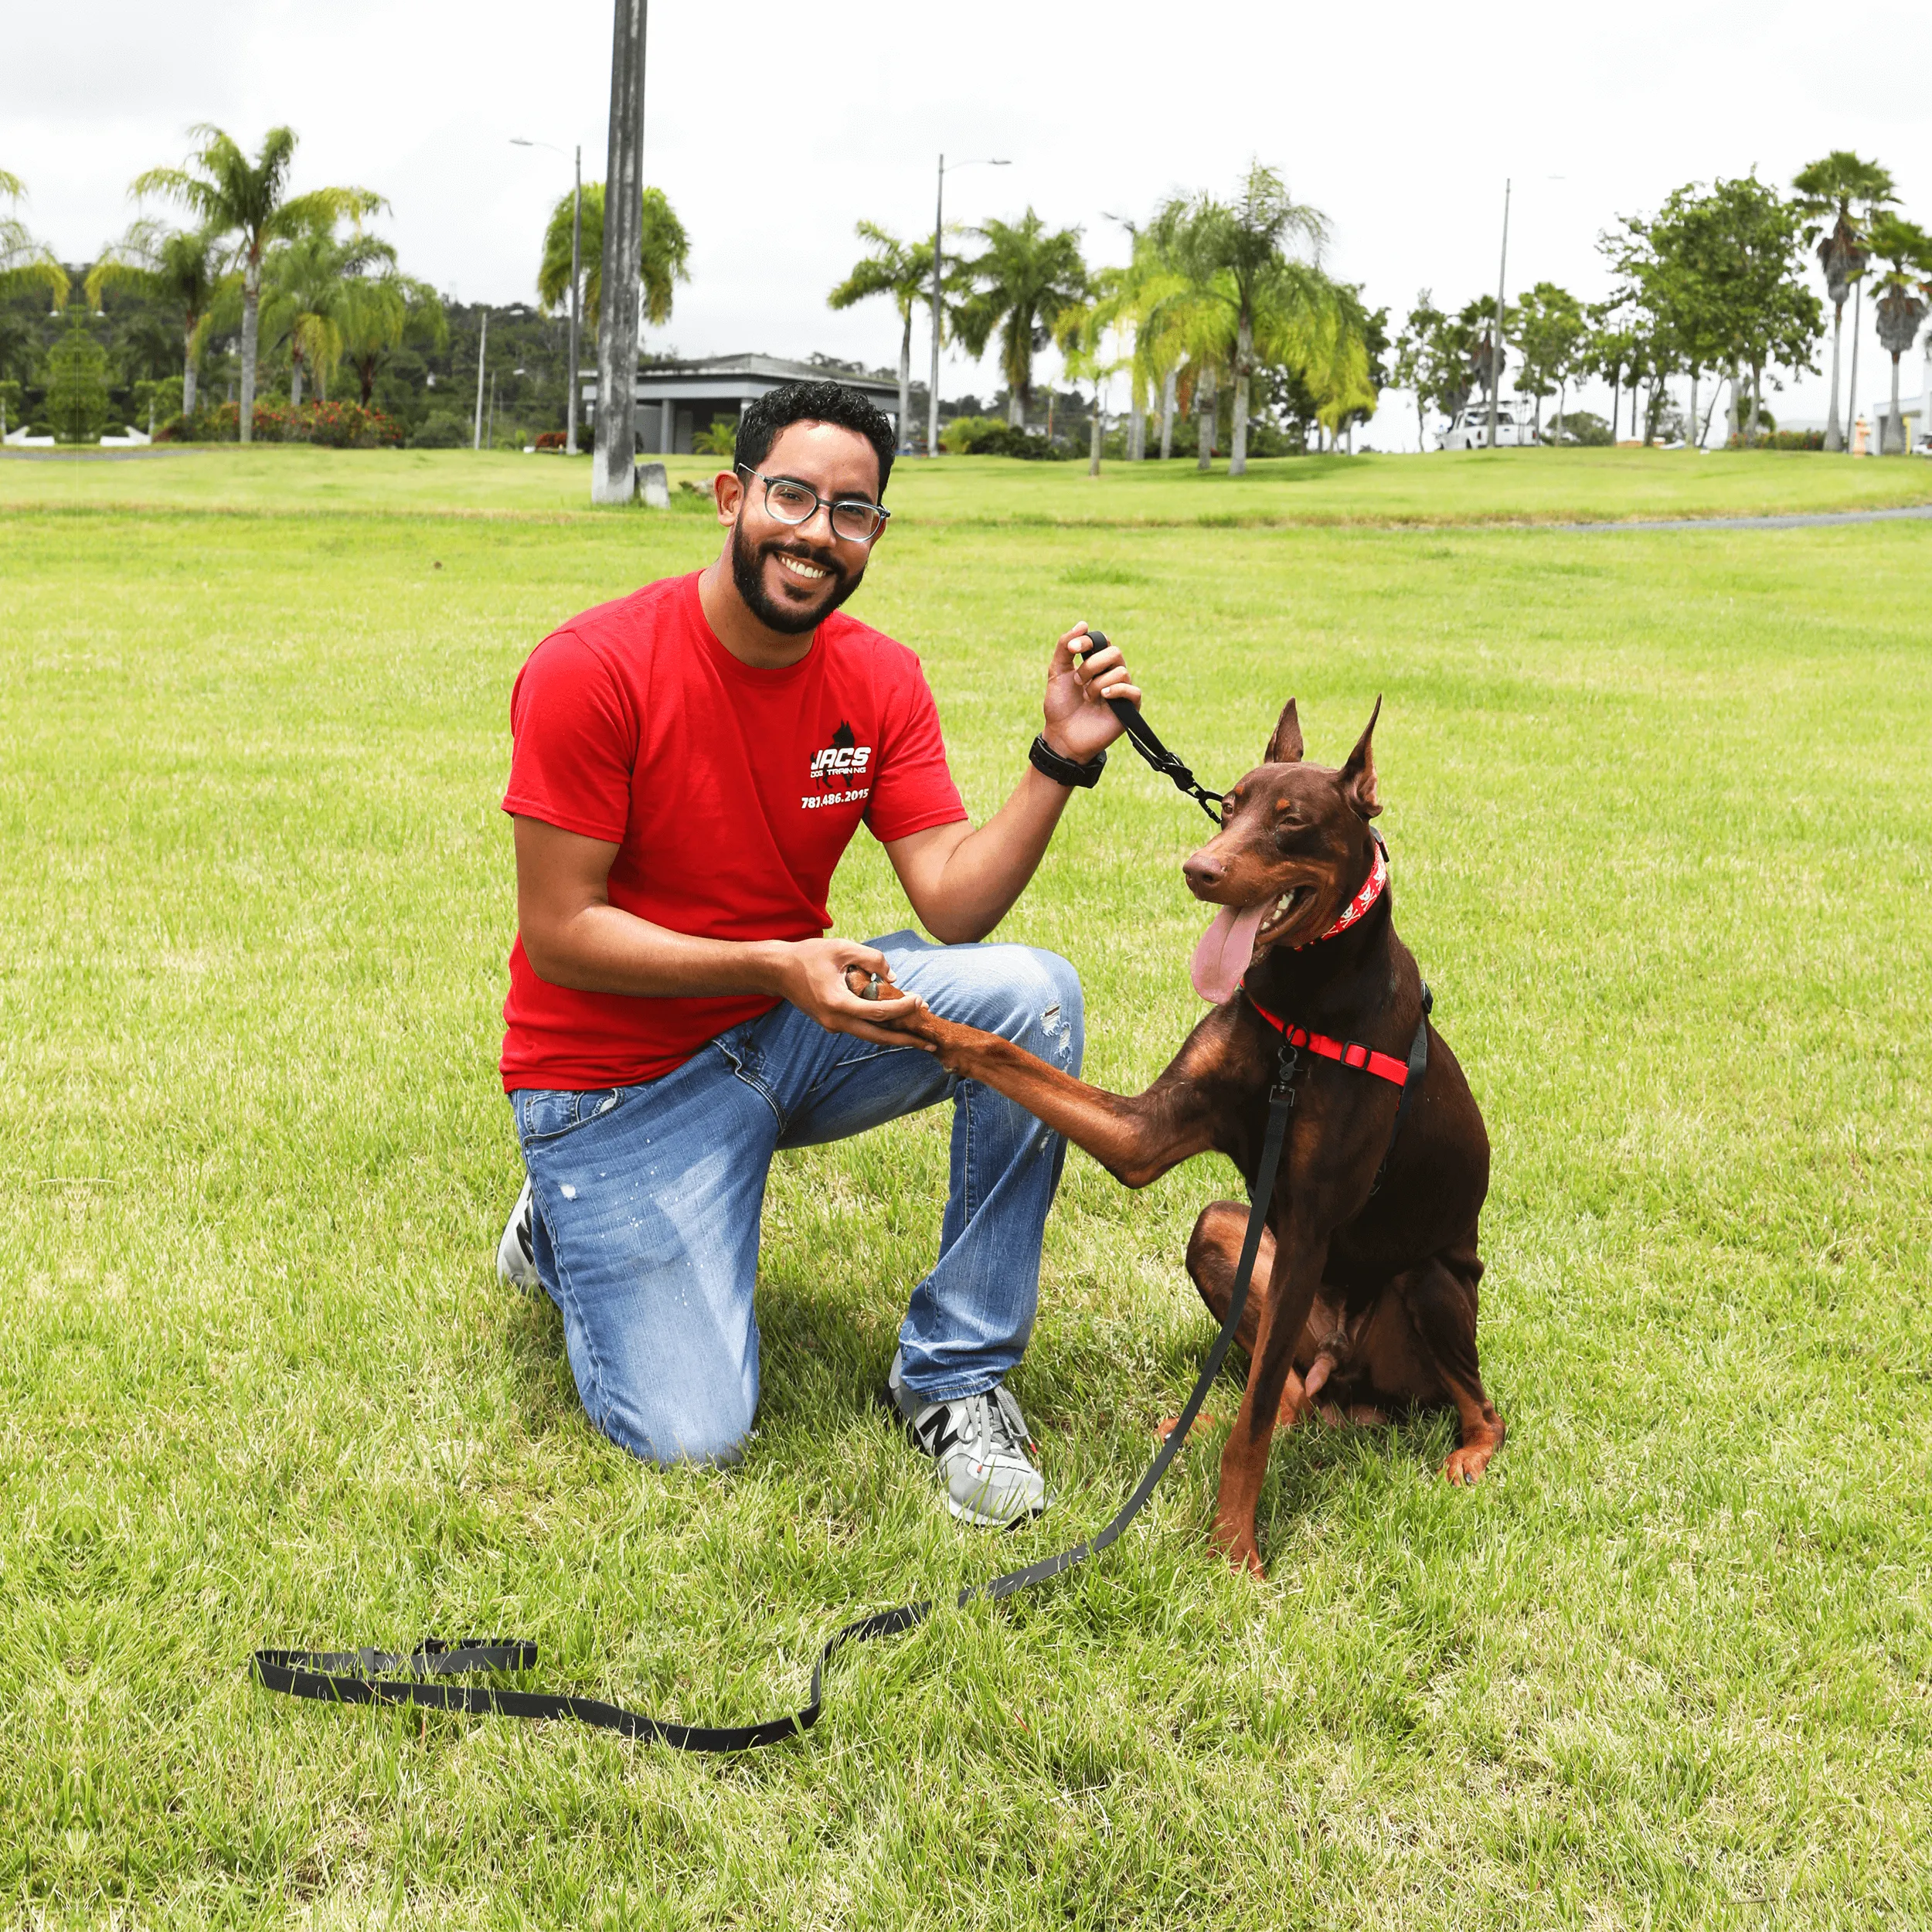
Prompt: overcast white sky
<box><xmin>12</xmin><ymin>0</ymin><xmax>1930</xmax><ymax>446</ymax></box>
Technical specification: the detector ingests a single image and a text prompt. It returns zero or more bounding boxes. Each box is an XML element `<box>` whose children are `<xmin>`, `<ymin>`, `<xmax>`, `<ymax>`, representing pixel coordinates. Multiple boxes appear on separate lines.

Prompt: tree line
<box><xmin>1387</xmin><ymin>151</ymin><xmax>1927</xmax><ymax>454</ymax></box>
<box><xmin>0</xmin><ymin>126</ymin><xmax>694</xmax><ymax>449</ymax></box>
<box><xmin>7</xmin><ymin>131</ymin><xmax>1926</xmax><ymax>459</ymax></box>
<box><xmin>828</xmin><ymin>163</ymin><xmax>1387</xmax><ymax>468</ymax></box>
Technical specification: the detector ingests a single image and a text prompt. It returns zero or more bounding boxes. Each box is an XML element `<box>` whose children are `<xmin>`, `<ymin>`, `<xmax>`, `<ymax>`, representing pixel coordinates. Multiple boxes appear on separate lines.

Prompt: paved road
<box><xmin>1572</xmin><ymin>502</ymin><xmax>1932</xmax><ymax>532</ymax></box>
<box><xmin>0</xmin><ymin>447</ymin><xmax>203</xmax><ymax>463</ymax></box>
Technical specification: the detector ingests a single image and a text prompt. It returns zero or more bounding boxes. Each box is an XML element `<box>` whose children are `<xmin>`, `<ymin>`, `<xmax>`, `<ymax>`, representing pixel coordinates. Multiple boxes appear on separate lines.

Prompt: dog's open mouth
<box><xmin>1254</xmin><ymin>884</ymin><xmax>1314</xmax><ymax>947</ymax></box>
<box><xmin>1189</xmin><ymin>885</ymin><xmax>1315</xmax><ymax>1003</ymax></box>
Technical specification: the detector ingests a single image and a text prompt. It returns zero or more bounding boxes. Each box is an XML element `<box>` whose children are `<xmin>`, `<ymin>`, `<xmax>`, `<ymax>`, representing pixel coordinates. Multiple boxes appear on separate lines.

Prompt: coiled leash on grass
<box><xmin>257</xmin><ymin>668</ymin><xmax>1274</xmax><ymax>1753</ymax></box>
<box><xmin>255</xmin><ymin>1080</ymin><xmax>1292</xmax><ymax>1750</ymax></box>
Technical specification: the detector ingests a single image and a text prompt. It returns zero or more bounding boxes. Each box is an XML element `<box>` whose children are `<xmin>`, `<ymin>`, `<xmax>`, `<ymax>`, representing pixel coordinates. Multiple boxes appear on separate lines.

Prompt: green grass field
<box><xmin>7</xmin><ymin>439</ymin><xmax>1932</xmax><ymax>525</ymax></box>
<box><xmin>6</xmin><ymin>447</ymin><xmax>1930</xmax><ymax>1927</ymax></box>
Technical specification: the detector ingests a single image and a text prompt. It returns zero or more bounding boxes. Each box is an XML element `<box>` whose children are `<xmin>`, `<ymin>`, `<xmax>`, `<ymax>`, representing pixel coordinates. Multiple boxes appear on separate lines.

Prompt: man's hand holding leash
<box><xmin>1043</xmin><ymin>621</ymin><xmax>1141</xmax><ymax>763</ymax></box>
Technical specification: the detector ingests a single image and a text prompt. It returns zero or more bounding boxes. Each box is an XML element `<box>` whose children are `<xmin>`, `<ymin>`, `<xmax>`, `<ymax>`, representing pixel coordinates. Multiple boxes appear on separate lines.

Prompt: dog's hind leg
<box><xmin>1392</xmin><ymin>1257</ymin><xmax>1505</xmax><ymax>1485</ymax></box>
<box><xmin>1188</xmin><ymin>1202</ymin><xmax>1343</xmax><ymax>1423</ymax></box>
<box><xmin>1185</xmin><ymin>1201</ymin><xmax>1273</xmax><ymax>1355</ymax></box>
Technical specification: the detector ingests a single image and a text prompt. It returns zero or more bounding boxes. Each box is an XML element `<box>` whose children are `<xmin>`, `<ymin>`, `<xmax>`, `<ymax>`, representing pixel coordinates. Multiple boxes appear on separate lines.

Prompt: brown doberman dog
<box><xmin>870</xmin><ymin>696</ymin><xmax>1503</xmax><ymax>1575</ymax></box>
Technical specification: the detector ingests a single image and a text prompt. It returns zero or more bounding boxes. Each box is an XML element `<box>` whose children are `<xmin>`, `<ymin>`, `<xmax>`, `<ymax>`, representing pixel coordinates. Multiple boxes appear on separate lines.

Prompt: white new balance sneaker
<box><xmin>496</xmin><ymin>1177</ymin><xmax>538</xmax><ymax>1289</ymax></box>
<box><xmin>887</xmin><ymin>1349</ymin><xmax>1049</xmax><ymax>1528</ymax></box>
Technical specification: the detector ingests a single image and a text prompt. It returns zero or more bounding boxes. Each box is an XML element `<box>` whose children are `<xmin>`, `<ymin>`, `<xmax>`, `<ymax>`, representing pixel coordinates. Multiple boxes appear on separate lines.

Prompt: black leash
<box><xmin>255</xmin><ymin>1056</ymin><xmax>1298</xmax><ymax>1751</ymax></box>
<box><xmin>1082</xmin><ymin>631</ymin><xmax>1226</xmax><ymax>825</ymax></box>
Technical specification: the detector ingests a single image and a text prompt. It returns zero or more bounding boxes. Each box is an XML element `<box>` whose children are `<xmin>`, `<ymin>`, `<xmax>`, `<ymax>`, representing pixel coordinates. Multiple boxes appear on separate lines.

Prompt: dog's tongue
<box><xmin>1190</xmin><ymin>900</ymin><xmax>1270</xmax><ymax>1004</ymax></box>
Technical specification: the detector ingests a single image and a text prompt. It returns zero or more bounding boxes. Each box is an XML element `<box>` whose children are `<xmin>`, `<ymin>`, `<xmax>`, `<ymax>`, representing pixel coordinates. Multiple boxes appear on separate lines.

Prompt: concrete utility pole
<box><xmin>1845</xmin><ymin>278</ymin><xmax>1864</xmax><ymax>456</ymax></box>
<box><xmin>593</xmin><ymin>0</ymin><xmax>648</xmax><ymax>504</ymax></box>
<box><xmin>1486</xmin><ymin>179</ymin><xmax>1511</xmax><ymax>450</ymax></box>
<box><xmin>472</xmin><ymin>309</ymin><xmax>488</xmax><ymax>451</ymax></box>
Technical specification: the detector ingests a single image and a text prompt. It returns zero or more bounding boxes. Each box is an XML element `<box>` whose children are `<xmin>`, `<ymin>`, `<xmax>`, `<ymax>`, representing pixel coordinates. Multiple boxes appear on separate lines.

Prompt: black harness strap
<box><xmin>1369</xmin><ymin>984</ymin><xmax>1431</xmax><ymax>1196</ymax></box>
<box><xmin>255</xmin><ymin>1060</ymin><xmax>1303</xmax><ymax>1753</ymax></box>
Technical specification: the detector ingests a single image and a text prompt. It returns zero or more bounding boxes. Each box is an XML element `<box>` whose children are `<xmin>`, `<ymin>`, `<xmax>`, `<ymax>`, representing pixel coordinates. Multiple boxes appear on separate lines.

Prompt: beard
<box><xmin>729</xmin><ymin>519</ymin><xmax>864</xmax><ymax>635</ymax></box>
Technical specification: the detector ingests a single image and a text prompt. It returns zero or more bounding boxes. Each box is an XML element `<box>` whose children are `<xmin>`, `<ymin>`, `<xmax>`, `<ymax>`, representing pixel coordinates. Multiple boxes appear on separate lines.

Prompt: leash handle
<box><xmin>255</xmin><ymin>1083</ymin><xmax>1298</xmax><ymax>1754</ymax></box>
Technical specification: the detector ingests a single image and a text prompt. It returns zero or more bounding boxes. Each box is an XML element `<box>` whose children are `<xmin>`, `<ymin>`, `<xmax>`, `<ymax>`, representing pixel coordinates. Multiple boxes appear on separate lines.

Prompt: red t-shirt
<box><xmin>499</xmin><ymin>572</ymin><xmax>967</xmax><ymax>1090</ymax></box>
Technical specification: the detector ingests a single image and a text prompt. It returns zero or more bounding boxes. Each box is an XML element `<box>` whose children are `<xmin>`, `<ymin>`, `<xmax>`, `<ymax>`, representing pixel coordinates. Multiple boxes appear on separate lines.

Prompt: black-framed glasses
<box><xmin>736</xmin><ymin>464</ymin><xmax>891</xmax><ymax>544</ymax></box>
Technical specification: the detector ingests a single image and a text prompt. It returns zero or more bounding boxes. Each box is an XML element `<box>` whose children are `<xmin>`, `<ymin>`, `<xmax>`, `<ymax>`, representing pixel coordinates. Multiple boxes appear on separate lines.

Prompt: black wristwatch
<box><xmin>1029</xmin><ymin>734</ymin><xmax>1107</xmax><ymax>789</ymax></box>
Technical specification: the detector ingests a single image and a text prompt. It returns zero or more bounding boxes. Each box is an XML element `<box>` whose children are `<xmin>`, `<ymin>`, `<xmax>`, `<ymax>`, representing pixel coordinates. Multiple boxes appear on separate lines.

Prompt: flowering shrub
<box><xmin>304</xmin><ymin>400</ymin><xmax>404</xmax><ymax>447</ymax></box>
<box><xmin>158</xmin><ymin>400</ymin><xmax>403</xmax><ymax>447</ymax></box>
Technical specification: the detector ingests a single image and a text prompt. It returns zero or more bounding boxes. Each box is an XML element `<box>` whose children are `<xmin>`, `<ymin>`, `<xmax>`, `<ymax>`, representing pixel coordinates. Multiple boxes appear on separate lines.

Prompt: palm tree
<box><xmin>827</xmin><ymin>223</ymin><xmax>939</xmax><ymax>454</ymax></box>
<box><xmin>537</xmin><ymin>181</ymin><xmax>689</xmax><ymax>339</ymax></box>
<box><xmin>1</xmin><ymin>171</ymin><xmax>68</xmax><ymax>307</ymax></box>
<box><xmin>1864</xmin><ymin>214</ymin><xmax>1932</xmax><ymax>454</ymax></box>
<box><xmin>131</xmin><ymin>127</ymin><xmax>381</xmax><ymax>442</ymax></box>
<box><xmin>1311</xmin><ymin>284</ymin><xmax>1382</xmax><ymax>450</ymax></box>
<box><xmin>85</xmin><ymin>220</ymin><xmax>228</xmax><ymax>418</ymax></box>
<box><xmin>1053</xmin><ymin>288</ymin><xmax>1128</xmax><ymax>476</ymax></box>
<box><xmin>954</xmin><ymin>210</ymin><xmax>1088</xmax><ymax>427</ymax></box>
<box><xmin>260</xmin><ymin>226</ymin><xmax>394</xmax><ymax>407</ymax></box>
<box><xmin>1792</xmin><ymin>152</ymin><xmax>1895</xmax><ymax>452</ymax></box>
<box><xmin>1151</xmin><ymin>165</ymin><xmax>1338</xmax><ymax>474</ymax></box>
<box><xmin>338</xmin><ymin>273</ymin><xmax>445</xmax><ymax>406</ymax></box>
<box><xmin>1087</xmin><ymin>221</ymin><xmax>1192</xmax><ymax>460</ymax></box>
<box><xmin>3</xmin><ymin>175</ymin><xmax>68</xmax><ymax>437</ymax></box>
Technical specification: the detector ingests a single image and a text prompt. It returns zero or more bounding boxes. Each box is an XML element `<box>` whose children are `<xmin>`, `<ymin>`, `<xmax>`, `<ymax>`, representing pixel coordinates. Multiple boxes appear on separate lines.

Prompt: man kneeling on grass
<box><xmin>495</xmin><ymin>379</ymin><xmax>1141</xmax><ymax>1527</ymax></box>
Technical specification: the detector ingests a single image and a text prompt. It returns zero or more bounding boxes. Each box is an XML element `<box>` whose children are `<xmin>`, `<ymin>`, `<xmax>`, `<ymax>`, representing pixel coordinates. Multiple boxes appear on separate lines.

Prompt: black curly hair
<box><xmin>734</xmin><ymin>380</ymin><xmax>896</xmax><ymax>498</ymax></box>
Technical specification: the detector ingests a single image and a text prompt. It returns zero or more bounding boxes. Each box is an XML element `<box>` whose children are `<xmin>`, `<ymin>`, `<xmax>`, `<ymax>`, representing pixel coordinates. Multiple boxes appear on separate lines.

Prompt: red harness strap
<box><xmin>1240</xmin><ymin>989</ymin><xmax>1412</xmax><ymax>1087</ymax></box>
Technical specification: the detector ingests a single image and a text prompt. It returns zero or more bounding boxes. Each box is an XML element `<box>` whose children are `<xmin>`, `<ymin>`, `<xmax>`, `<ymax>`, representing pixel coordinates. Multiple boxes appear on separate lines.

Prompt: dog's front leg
<box><xmin>887</xmin><ymin>1008</ymin><xmax>1220</xmax><ymax>1189</ymax></box>
<box><xmin>1210</xmin><ymin>1217</ymin><xmax>1328</xmax><ymax>1576</ymax></box>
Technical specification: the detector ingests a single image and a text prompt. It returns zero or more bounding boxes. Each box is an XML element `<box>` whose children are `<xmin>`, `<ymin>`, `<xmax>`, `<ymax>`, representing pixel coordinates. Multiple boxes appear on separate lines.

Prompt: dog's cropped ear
<box><xmin>1339</xmin><ymin>696</ymin><xmax>1383</xmax><ymax>818</ymax></box>
<box><xmin>1264</xmin><ymin>698</ymin><xmax>1304</xmax><ymax>764</ymax></box>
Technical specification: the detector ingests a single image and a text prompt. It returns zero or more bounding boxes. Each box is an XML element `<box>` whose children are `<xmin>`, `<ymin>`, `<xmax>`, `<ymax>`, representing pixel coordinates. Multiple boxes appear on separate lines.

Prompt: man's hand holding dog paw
<box><xmin>772</xmin><ymin>939</ymin><xmax>930</xmax><ymax>1048</ymax></box>
<box><xmin>1042</xmin><ymin>621</ymin><xmax>1141</xmax><ymax>763</ymax></box>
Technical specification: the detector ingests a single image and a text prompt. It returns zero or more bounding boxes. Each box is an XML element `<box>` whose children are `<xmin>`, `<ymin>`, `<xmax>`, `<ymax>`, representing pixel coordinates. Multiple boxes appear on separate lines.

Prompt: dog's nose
<box><xmin>1182</xmin><ymin>851</ymin><xmax>1226</xmax><ymax>896</ymax></box>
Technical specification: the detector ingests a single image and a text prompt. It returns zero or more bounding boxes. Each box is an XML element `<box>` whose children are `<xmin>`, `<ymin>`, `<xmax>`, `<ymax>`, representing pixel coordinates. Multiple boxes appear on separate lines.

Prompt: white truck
<box><xmin>1437</xmin><ymin>397</ymin><xmax>1537</xmax><ymax>449</ymax></box>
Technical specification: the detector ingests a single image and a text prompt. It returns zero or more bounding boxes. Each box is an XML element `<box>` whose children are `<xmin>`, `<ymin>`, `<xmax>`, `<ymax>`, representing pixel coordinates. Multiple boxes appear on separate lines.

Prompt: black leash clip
<box><xmin>1270</xmin><ymin>1041</ymin><xmax>1304</xmax><ymax>1106</ymax></box>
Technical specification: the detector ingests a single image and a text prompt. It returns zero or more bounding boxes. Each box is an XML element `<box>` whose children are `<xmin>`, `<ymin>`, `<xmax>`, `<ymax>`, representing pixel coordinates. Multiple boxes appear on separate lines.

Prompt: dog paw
<box><xmin>1442</xmin><ymin>1440</ymin><xmax>1497</xmax><ymax>1485</ymax></box>
<box><xmin>1155</xmin><ymin>1413</ymin><xmax>1216</xmax><ymax>1445</ymax></box>
<box><xmin>1209</xmin><ymin>1517</ymin><xmax>1266</xmax><ymax>1578</ymax></box>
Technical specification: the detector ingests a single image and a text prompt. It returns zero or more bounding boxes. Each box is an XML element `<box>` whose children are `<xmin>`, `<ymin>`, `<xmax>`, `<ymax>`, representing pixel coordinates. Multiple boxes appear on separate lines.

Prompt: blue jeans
<box><xmin>510</xmin><ymin>930</ymin><xmax>1083</xmax><ymax>1466</ymax></box>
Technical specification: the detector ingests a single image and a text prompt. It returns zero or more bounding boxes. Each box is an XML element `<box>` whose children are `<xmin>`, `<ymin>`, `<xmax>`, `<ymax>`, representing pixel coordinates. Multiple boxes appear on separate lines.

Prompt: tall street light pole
<box><xmin>512</xmin><ymin>137</ymin><xmax>585</xmax><ymax>455</ymax></box>
<box><xmin>927</xmin><ymin>154</ymin><xmax>1010</xmax><ymax>457</ymax></box>
<box><xmin>593</xmin><ymin>0</ymin><xmax>648</xmax><ymax>505</ymax></box>
<box><xmin>569</xmin><ymin>145</ymin><xmax>583</xmax><ymax>456</ymax></box>
<box><xmin>472</xmin><ymin>308</ymin><xmax>488</xmax><ymax>451</ymax></box>
<box><xmin>1486</xmin><ymin>179</ymin><xmax>1511</xmax><ymax>451</ymax></box>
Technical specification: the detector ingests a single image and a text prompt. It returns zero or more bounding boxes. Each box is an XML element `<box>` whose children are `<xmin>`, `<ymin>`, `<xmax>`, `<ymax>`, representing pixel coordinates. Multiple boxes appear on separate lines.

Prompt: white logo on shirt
<box><xmin>809</xmin><ymin>743</ymin><xmax>872</xmax><ymax>779</ymax></box>
<box><xmin>808</xmin><ymin>720</ymin><xmax>873</xmax><ymax>799</ymax></box>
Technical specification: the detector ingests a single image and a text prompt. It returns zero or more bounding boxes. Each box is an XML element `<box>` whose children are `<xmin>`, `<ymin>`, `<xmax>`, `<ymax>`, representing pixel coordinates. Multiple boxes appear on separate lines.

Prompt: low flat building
<box><xmin>581</xmin><ymin>353</ymin><xmax>903</xmax><ymax>456</ymax></box>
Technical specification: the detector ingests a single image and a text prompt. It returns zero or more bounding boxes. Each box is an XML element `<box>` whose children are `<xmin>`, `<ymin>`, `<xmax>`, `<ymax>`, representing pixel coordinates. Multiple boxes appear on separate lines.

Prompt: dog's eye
<box><xmin>1273</xmin><ymin>821</ymin><xmax>1321</xmax><ymax>855</ymax></box>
